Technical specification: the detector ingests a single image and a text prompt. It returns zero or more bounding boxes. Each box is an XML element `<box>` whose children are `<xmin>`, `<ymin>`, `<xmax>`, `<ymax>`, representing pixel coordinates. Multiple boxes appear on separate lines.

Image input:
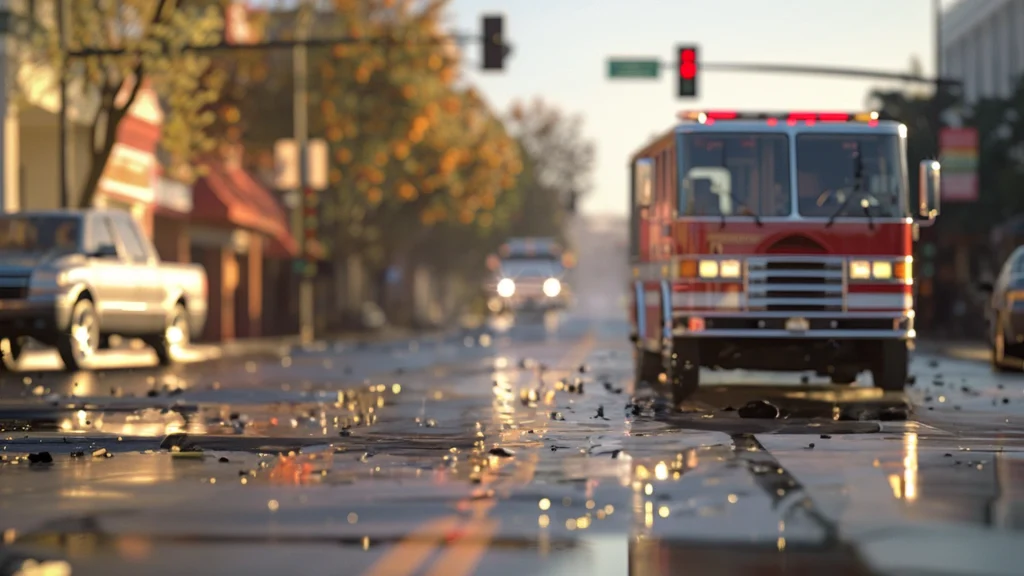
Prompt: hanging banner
<box><xmin>938</xmin><ymin>127</ymin><xmax>978</xmax><ymax>202</ymax></box>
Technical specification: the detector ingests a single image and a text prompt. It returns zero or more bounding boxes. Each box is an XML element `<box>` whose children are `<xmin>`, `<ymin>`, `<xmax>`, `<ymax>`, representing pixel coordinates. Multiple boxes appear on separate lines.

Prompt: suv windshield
<box><xmin>0</xmin><ymin>216</ymin><xmax>82</xmax><ymax>255</ymax></box>
<box><xmin>680</xmin><ymin>133</ymin><xmax>791</xmax><ymax>217</ymax></box>
<box><xmin>796</xmin><ymin>133</ymin><xmax>905</xmax><ymax>218</ymax></box>
<box><xmin>500</xmin><ymin>258</ymin><xmax>562</xmax><ymax>278</ymax></box>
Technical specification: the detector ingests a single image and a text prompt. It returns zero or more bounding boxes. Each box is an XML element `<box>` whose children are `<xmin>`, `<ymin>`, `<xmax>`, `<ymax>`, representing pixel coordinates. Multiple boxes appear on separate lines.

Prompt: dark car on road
<box><xmin>982</xmin><ymin>245</ymin><xmax>1024</xmax><ymax>370</ymax></box>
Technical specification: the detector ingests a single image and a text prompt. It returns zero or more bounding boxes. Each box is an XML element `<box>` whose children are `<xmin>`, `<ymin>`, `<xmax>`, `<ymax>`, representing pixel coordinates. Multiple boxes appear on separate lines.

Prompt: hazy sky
<box><xmin>450</xmin><ymin>0</ymin><xmax>961</xmax><ymax>216</ymax></box>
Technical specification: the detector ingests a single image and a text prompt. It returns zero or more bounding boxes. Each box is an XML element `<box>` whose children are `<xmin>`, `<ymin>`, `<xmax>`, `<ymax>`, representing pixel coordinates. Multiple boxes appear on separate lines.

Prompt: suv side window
<box><xmin>111</xmin><ymin>215</ymin><xmax>149</xmax><ymax>263</ymax></box>
<box><xmin>1013</xmin><ymin>249</ymin><xmax>1024</xmax><ymax>274</ymax></box>
<box><xmin>86</xmin><ymin>216</ymin><xmax>116</xmax><ymax>254</ymax></box>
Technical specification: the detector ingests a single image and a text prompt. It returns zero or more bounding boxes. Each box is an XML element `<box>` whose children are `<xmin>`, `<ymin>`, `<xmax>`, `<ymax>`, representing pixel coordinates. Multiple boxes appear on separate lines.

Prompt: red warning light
<box><xmin>677</xmin><ymin>46</ymin><xmax>698</xmax><ymax>97</ymax></box>
<box><xmin>679</xmin><ymin>49</ymin><xmax>696</xmax><ymax>80</ymax></box>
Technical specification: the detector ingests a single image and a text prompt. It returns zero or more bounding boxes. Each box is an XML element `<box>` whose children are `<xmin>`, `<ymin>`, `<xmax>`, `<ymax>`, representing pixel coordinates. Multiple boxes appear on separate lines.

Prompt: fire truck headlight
<box><xmin>497</xmin><ymin>278</ymin><xmax>516</xmax><ymax>298</ymax></box>
<box><xmin>872</xmin><ymin>261</ymin><xmax>893</xmax><ymax>279</ymax></box>
<box><xmin>543</xmin><ymin>278</ymin><xmax>561</xmax><ymax>297</ymax></box>
<box><xmin>719</xmin><ymin>259</ymin><xmax>741</xmax><ymax>278</ymax></box>
<box><xmin>850</xmin><ymin>260</ymin><xmax>872</xmax><ymax>280</ymax></box>
<box><xmin>698</xmin><ymin>260</ymin><xmax>719</xmax><ymax>279</ymax></box>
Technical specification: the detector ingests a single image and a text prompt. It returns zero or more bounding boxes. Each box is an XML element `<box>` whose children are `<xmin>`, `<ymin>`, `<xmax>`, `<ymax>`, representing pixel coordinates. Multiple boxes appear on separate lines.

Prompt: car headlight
<box><xmin>872</xmin><ymin>261</ymin><xmax>892</xmax><ymax>279</ymax></box>
<box><xmin>849</xmin><ymin>260</ymin><xmax>872</xmax><ymax>280</ymax></box>
<box><xmin>850</xmin><ymin>259</ymin><xmax>908</xmax><ymax>281</ymax></box>
<box><xmin>719</xmin><ymin>259</ymin><xmax>741</xmax><ymax>278</ymax></box>
<box><xmin>497</xmin><ymin>278</ymin><xmax>515</xmax><ymax>298</ymax></box>
<box><xmin>543</xmin><ymin>278</ymin><xmax>561</xmax><ymax>297</ymax></box>
<box><xmin>698</xmin><ymin>260</ymin><xmax>719</xmax><ymax>279</ymax></box>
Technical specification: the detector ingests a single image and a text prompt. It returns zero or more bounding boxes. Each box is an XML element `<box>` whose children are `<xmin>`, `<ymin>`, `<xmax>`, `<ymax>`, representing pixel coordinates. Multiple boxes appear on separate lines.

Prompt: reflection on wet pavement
<box><xmin>2</xmin><ymin>318</ymin><xmax>1024</xmax><ymax>575</ymax></box>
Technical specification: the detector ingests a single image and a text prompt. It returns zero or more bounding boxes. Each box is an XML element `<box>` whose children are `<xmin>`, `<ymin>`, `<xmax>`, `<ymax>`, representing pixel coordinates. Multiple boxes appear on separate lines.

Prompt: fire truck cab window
<box><xmin>680</xmin><ymin>134</ymin><xmax>790</xmax><ymax>217</ymax></box>
<box><xmin>796</xmin><ymin>134</ymin><xmax>905</xmax><ymax>218</ymax></box>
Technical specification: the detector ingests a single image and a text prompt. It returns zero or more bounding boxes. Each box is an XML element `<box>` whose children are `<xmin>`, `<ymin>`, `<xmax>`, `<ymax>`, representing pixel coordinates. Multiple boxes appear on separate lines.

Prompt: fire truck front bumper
<box><xmin>670</xmin><ymin>311</ymin><xmax>914</xmax><ymax>340</ymax></box>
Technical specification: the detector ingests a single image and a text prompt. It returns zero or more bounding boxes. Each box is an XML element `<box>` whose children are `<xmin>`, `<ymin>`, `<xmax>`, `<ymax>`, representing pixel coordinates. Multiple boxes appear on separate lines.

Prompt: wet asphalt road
<box><xmin>0</xmin><ymin>311</ymin><xmax>1023</xmax><ymax>576</ymax></box>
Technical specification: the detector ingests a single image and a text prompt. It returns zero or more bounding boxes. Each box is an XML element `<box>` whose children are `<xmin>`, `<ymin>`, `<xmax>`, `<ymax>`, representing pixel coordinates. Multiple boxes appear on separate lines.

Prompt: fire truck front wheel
<box><xmin>665</xmin><ymin>340</ymin><xmax>700</xmax><ymax>406</ymax></box>
<box><xmin>870</xmin><ymin>340</ymin><xmax>909</xmax><ymax>392</ymax></box>
<box><xmin>634</xmin><ymin>347</ymin><xmax>662</xmax><ymax>388</ymax></box>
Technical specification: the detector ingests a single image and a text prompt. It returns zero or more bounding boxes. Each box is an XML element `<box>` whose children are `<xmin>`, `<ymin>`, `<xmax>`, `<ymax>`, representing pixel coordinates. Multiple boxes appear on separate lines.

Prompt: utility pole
<box><xmin>294</xmin><ymin>0</ymin><xmax>314</xmax><ymax>344</ymax></box>
<box><xmin>57</xmin><ymin>0</ymin><xmax>68</xmax><ymax>208</ymax></box>
<box><xmin>0</xmin><ymin>1</ymin><xmax>10</xmax><ymax>213</ymax></box>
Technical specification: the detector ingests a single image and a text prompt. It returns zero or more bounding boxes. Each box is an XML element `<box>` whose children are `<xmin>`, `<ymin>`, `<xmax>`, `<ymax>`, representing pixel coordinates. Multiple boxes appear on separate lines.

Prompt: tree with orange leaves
<box><xmin>310</xmin><ymin>0</ymin><xmax>522</xmax><ymax>269</ymax></box>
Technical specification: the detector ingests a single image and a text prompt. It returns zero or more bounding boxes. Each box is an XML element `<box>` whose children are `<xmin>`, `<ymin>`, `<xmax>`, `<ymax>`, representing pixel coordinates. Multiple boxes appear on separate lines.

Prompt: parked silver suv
<box><xmin>0</xmin><ymin>210</ymin><xmax>208</xmax><ymax>371</ymax></box>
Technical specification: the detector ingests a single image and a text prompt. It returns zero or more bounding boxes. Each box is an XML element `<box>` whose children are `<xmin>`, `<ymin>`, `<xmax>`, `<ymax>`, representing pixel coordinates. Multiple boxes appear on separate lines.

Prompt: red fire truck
<box><xmin>629</xmin><ymin>110</ymin><xmax>941</xmax><ymax>405</ymax></box>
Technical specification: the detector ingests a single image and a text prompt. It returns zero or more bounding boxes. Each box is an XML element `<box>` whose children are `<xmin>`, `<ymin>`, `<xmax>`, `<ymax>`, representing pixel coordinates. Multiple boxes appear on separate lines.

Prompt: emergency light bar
<box><xmin>677</xmin><ymin>110</ymin><xmax>881</xmax><ymax>126</ymax></box>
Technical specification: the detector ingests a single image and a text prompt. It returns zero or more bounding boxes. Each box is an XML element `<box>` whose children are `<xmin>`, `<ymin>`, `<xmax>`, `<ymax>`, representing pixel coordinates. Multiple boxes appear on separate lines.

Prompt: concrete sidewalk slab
<box><xmin>2</xmin><ymin>325</ymin><xmax>472</xmax><ymax>373</ymax></box>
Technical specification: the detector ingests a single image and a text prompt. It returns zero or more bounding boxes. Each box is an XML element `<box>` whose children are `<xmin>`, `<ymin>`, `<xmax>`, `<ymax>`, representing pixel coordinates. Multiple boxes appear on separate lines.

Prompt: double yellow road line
<box><xmin>362</xmin><ymin>332</ymin><xmax>597</xmax><ymax>576</ymax></box>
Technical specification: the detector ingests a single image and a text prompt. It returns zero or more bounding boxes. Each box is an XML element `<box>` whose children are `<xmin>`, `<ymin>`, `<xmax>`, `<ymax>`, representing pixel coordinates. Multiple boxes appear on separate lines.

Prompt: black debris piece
<box><xmin>489</xmin><ymin>447</ymin><xmax>515</xmax><ymax>457</ymax></box>
<box><xmin>737</xmin><ymin>400</ymin><xmax>781</xmax><ymax>419</ymax></box>
<box><xmin>878</xmin><ymin>407</ymin><xmax>910</xmax><ymax>421</ymax></box>
<box><xmin>28</xmin><ymin>452</ymin><xmax>53</xmax><ymax>464</ymax></box>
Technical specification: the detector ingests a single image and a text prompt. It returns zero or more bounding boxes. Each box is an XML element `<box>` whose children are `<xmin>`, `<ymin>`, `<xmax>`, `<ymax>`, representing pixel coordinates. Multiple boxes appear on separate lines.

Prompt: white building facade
<box><xmin>942</xmin><ymin>0</ymin><xmax>1024</xmax><ymax>103</ymax></box>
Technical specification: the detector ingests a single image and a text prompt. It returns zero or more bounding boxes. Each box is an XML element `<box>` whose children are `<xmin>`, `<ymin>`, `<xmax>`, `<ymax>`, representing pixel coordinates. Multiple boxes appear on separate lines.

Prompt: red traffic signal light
<box><xmin>678</xmin><ymin>46</ymin><xmax>698</xmax><ymax>97</ymax></box>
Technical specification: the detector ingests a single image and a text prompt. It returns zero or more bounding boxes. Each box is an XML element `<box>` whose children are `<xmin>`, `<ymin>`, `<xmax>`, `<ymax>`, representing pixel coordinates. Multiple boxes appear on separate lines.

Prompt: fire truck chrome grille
<box><xmin>746</xmin><ymin>257</ymin><xmax>844</xmax><ymax>312</ymax></box>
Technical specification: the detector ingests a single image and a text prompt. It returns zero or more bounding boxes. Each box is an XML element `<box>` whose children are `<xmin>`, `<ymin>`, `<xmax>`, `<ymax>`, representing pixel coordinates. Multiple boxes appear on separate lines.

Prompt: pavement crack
<box><xmin>730</xmin><ymin>433</ymin><xmax>842</xmax><ymax>545</ymax></box>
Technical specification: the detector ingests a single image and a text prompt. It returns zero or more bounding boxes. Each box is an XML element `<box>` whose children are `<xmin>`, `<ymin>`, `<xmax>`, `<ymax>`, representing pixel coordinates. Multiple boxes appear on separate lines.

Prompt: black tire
<box><xmin>992</xmin><ymin>324</ymin><xmax>1022</xmax><ymax>372</ymax></box>
<box><xmin>665</xmin><ymin>339</ymin><xmax>700</xmax><ymax>406</ymax></box>
<box><xmin>150</xmin><ymin>303</ymin><xmax>190</xmax><ymax>366</ymax></box>
<box><xmin>829</xmin><ymin>368</ymin><xmax>860</xmax><ymax>385</ymax></box>
<box><xmin>634</xmin><ymin>346</ymin><xmax>662</xmax><ymax>388</ymax></box>
<box><xmin>871</xmin><ymin>340</ymin><xmax>909</xmax><ymax>392</ymax></box>
<box><xmin>57</xmin><ymin>298</ymin><xmax>99</xmax><ymax>371</ymax></box>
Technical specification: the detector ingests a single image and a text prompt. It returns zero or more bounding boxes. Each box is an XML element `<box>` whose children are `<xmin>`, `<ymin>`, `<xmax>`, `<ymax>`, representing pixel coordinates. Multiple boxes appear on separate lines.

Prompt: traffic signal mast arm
<box><xmin>609</xmin><ymin>48</ymin><xmax>962</xmax><ymax>97</ymax></box>
<box><xmin>65</xmin><ymin>15</ymin><xmax>512</xmax><ymax>71</ymax></box>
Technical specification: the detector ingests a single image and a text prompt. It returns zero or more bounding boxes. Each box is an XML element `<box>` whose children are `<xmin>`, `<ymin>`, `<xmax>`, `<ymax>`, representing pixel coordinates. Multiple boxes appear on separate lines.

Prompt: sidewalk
<box><xmin>914</xmin><ymin>339</ymin><xmax>990</xmax><ymax>363</ymax></box>
<box><xmin>4</xmin><ymin>324</ymin><xmax>473</xmax><ymax>373</ymax></box>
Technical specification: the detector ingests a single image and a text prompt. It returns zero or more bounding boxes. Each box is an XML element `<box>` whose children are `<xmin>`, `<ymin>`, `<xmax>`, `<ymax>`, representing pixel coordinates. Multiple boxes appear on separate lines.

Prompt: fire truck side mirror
<box><xmin>918</xmin><ymin>160</ymin><xmax>941</xmax><ymax>220</ymax></box>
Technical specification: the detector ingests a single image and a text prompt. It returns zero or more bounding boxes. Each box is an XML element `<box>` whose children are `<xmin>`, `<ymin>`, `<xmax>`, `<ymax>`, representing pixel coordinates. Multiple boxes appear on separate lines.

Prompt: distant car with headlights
<box><xmin>0</xmin><ymin>210</ymin><xmax>207</xmax><ymax>371</ymax></box>
<box><xmin>485</xmin><ymin>238</ymin><xmax>573</xmax><ymax>314</ymax></box>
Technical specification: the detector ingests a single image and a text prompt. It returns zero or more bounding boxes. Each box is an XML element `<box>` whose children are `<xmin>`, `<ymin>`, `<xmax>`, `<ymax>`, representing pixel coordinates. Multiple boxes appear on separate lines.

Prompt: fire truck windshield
<box><xmin>796</xmin><ymin>133</ymin><xmax>905</xmax><ymax>219</ymax></box>
<box><xmin>680</xmin><ymin>134</ymin><xmax>791</xmax><ymax>218</ymax></box>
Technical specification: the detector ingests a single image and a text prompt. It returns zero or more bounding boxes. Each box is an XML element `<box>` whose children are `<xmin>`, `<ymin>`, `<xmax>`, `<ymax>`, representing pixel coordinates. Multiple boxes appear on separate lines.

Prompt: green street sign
<box><xmin>608</xmin><ymin>59</ymin><xmax>661</xmax><ymax>79</ymax></box>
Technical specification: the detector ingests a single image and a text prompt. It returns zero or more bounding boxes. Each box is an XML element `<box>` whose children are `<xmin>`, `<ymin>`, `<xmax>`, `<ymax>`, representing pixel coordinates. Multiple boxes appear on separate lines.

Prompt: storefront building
<box><xmin>191</xmin><ymin>145</ymin><xmax>297</xmax><ymax>342</ymax></box>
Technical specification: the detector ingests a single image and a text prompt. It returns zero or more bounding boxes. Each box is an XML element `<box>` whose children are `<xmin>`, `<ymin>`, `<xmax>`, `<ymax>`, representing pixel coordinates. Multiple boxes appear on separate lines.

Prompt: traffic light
<box><xmin>482</xmin><ymin>15</ymin><xmax>509</xmax><ymax>70</ymax></box>
<box><xmin>678</xmin><ymin>45</ymin><xmax>698</xmax><ymax>97</ymax></box>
